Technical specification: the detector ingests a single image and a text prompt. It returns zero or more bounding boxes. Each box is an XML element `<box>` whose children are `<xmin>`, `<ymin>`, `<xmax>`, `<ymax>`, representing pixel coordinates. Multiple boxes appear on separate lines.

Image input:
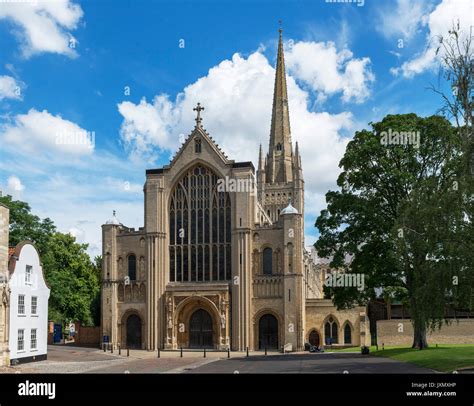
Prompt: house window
<box><xmin>18</xmin><ymin>329</ymin><xmax>24</xmax><ymax>351</ymax></box>
<box><xmin>25</xmin><ymin>265</ymin><xmax>32</xmax><ymax>284</ymax></box>
<box><xmin>31</xmin><ymin>296</ymin><xmax>37</xmax><ymax>315</ymax></box>
<box><xmin>31</xmin><ymin>329</ymin><xmax>37</xmax><ymax>350</ymax></box>
<box><xmin>262</xmin><ymin>248</ymin><xmax>272</xmax><ymax>275</ymax></box>
<box><xmin>18</xmin><ymin>295</ymin><xmax>25</xmax><ymax>315</ymax></box>
<box><xmin>195</xmin><ymin>138</ymin><xmax>202</xmax><ymax>153</ymax></box>
<box><xmin>324</xmin><ymin>317</ymin><xmax>338</xmax><ymax>344</ymax></box>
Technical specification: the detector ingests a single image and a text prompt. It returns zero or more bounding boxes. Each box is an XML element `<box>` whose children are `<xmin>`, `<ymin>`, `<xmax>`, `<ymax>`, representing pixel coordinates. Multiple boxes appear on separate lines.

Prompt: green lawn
<box><xmin>329</xmin><ymin>344</ymin><xmax>474</xmax><ymax>372</ymax></box>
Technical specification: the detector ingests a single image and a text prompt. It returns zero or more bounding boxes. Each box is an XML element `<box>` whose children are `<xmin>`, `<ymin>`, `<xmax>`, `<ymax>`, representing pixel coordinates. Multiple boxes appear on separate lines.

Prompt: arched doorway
<box><xmin>309</xmin><ymin>330</ymin><xmax>320</xmax><ymax>347</ymax></box>
<box><xmin>189</xmin><ymin>309</ymin><xmax>213</xmax><ymax>348</ymax></box>
<box><xmin>258</xmin><ymin>314</ymin><xmax>278</xmax><ymax>349</ymax></box>
<box><xmin>126</xmin><ymin>314</ymin><xmax>142</xmax><ymax>349</ymax></box>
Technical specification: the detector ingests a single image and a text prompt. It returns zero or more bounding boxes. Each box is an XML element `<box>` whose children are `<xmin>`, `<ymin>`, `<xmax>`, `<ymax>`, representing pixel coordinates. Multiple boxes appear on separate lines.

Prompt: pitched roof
<box><xmin>169</xmin><ymin>125</ymin><xmax>229</xmax><ymax>167</ymax></box>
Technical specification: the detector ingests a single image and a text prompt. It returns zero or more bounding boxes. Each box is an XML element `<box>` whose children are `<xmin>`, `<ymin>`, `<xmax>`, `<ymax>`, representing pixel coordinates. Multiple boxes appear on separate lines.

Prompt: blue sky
<box><xmin>0</xmin><ymin>0</ymin><xmax>472</xmax><ymax>256</ymax></box>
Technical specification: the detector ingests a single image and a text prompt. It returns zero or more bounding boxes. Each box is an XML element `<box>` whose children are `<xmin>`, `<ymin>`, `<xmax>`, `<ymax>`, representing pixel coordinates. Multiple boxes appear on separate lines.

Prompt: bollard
<box><xmin>127</xmin><ymin>348</ymin><xmax>130</xmax><ymax>357</ymax></box>
<box><xmin>158</xmin><ymin>348</ymin><xmax>160</xmax><ymax>358</ymax></box>
<box><xmin>246</xmin><ymin>347</ymin><xmax>249</xmax><ymax>357</ymax></box>
<box><xmin>180</xmin><ymin>347</ymin><xmax>183</xmax><ymax>358</ymax></box>
<box><xmin>103</xmin><ymin>343</ymin><xmax>106</xmax><ymax>352</ymax></box>
<box><xmin>204</xmin><ymin>348</ymin><xmax>206</xmax><ymax>358</ymax></box>
<box><xmin>227</xmin><ymin>348</ymin><xmax>230</xmax><ymax>359</ymax></box>
<box><xmin>265</xmin><ymin>347</ymin><xmax>267</xmax><ymax>356</ymax></box>
<box><xmin>376</xmin><ymin>344</ymin><xmax>378</xmax><ymax>351</ymax></box>
<box><xmin>382</xmin><ymin>343</ymin><xmax>384</xmax><ymax>350</ymax></box>
<box><xmin>110</xmin><ymin>344</ymin><xmax>113</xmax><ymax>354</ymax></box>
<box><xmin>119</xmin><ymin>346</ymin><xmax>121</xmax><ymax>355</ymax></box>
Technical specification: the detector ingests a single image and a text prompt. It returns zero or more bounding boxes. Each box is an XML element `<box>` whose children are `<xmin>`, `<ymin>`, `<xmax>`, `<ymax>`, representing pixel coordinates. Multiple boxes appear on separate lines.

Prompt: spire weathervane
<box><xmin>193</xmin><ymin>103</ymin><xmax>205</xmax><ymax>127</ymax></box>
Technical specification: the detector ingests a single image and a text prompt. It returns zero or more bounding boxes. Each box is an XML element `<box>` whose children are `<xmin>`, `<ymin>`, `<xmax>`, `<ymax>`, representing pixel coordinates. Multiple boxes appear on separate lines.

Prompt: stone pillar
<box><xmin>0</xmin><ymin>204</ymin><xmax>10</xmax><ymax>367</ymax></box>
<box><xmin>230</xmin><ymin>168</ymin><xmax>254</xmax><ymax>351</ymax></box>
<box><xmin>101</xmin><ymin>223</ymin><xmax>119</xmax><ymax>348</ymax></box>
<box><xmin>145</xmin><ymin>173</ymin><xmax>167</xmax><ymax>351</ymax></box>
<box><xmin>282</xmin><ymin>211</ymin><xmax>304</xmax><ymax>351</ymax></box>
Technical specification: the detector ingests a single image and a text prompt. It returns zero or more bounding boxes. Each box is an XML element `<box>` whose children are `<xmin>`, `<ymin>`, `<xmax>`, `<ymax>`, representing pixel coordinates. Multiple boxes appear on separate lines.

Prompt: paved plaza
<box><xmin>0</xmin><ymin>345</ymin><xmax>437</xmax><ymax>374</ymax></box>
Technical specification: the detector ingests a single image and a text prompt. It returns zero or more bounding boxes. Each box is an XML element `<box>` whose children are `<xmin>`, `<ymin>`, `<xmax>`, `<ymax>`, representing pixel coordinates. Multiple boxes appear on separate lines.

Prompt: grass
<box><xmin>328</xmin><ymin>344</ymin><xmax>474</xmax><ymax>372</ymax></box>
<box><xmin>370</xmin><ymin>344</ymin><xmax>474</xmax><ymax>372</ymax></box>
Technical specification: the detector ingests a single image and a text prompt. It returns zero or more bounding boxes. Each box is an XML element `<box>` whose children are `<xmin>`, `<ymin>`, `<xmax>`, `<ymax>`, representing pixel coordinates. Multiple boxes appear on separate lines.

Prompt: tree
<box><xmin>42</xmin><ymin>233</ymin><xmax>100</xmax><ymax>326</ymax></box>
<box><xmin>315</xmin><ymin>113</ymin><xmax>473</xmax><ymax>349</ymax></box>
<box><xmin>0</xmin><ymin>195</ymin><xmax>56</xmax><ymax>254</ymax></box>
<box><xmin>0</xmin><ymin>195</ymin><xmax>101</xmax><ymax>326</ymax></box>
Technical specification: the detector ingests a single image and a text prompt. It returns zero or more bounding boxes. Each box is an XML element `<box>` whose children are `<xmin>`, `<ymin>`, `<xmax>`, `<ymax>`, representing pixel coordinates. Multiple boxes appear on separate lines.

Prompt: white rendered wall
<box><xmin>9</xmin><ymin>244</ymin><xmax>50</xmax><ymax>361</ymax></box>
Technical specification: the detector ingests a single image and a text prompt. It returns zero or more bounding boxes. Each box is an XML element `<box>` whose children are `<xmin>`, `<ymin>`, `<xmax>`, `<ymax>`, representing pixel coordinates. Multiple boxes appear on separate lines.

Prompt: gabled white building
<box><xmin>8</xmin><ymin>241</ymin><xmax>50</xmax><ymax>364</ymax></box>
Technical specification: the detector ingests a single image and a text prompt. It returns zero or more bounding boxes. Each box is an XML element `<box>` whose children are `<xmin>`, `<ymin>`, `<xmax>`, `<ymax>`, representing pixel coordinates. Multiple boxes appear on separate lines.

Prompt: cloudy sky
<box><xmin>0</xmin><ymin>0</ymin><xmax>472</xmax><ymax>256</ymax></box>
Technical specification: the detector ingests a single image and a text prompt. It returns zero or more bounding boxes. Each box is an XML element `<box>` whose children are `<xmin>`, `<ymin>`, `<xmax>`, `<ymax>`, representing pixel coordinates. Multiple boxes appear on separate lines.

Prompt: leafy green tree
<box><xmin>315</xmin><ymin>113</ymin><xmax>473</xmax><ymax>349</ymax></box>
<box><xmin>42</xmin><ymin>233</ymin><xmax>100</xmax><ymax>326</ymax></box>
<box><xmin>0</xmin><ymin>195</ymin><xmax>55</xmax><ymax>254</ymax></box>
<box><xmin>0</xmin><ymin>195</ymin><xmax>101</xmax><ymax>326</ymax></box>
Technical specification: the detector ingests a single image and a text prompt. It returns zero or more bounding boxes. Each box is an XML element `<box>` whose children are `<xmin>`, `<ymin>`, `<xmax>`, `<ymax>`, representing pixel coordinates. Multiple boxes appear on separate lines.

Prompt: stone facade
<box><xmin>101</xmin><ymin>30</ymin><xmax>367</xmax><ymax>352</ymax></box>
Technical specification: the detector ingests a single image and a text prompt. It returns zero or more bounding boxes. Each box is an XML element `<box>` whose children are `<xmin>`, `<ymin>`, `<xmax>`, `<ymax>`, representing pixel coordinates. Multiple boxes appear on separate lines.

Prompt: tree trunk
<box><xmin>411</xmin><ymin>320</ymin><xmax>429</xmax><ymax>350</ymax></box>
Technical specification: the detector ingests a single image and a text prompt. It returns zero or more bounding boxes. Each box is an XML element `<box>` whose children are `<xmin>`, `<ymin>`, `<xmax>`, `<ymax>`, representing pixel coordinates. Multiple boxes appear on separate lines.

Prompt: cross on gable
<box><xmin>193</xmin><ymin>103</ymin><xmax>205</xmax><ymax>126</ymax></box>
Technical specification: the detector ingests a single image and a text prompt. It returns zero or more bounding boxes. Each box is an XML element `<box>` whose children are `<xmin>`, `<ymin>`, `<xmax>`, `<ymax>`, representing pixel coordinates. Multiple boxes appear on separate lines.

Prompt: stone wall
<box><xmin>377</xmin><ymin>319</ymin><xmax>474</xmax><ymax>346</ymax></box>
<box><xmin>74</xmin><ymin>323</ymin><xmax>101</xmax><ymax>347</ymax></box>
<box><xmin>305</xmin><ymin>299</ymin><xmax>369</xmax><ymax>347</ymax></box>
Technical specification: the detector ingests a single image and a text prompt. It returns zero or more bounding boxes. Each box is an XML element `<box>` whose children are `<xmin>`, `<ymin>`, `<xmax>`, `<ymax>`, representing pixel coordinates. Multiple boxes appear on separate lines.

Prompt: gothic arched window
<box><xmin>169</xmin><ymin>164</ymin><xmax>231</xmax><ymax>282</ymax></box>
<box><xmin>276</xmin><ymin>143</ymin><xmax>282</xmax><ymax>151</ymax></box>
<box><xmin>262</xmin><ymin>247</ymin><xmax>272</xmax><ymax>275</ymax></box>
<box><xmin>128</xmin><ymin>254</ymin><xmax>136</xmax><ymax>281</ymax></box>
<box><xmin>344</xmin><ymin>323</ymin><xmax>352</xmax><ymax>344</ymax></box>
<box><xmin>324</xmin><ymin>316</ymin><xmax>338</xmax><ymax>344</ymax></box>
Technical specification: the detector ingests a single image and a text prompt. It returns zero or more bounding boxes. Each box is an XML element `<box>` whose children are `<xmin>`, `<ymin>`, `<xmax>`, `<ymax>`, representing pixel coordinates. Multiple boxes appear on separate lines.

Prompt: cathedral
<box><xmin>101</xmin><ymin>30</ymin><xmax>369</xmax><ymax>352</ymax></box>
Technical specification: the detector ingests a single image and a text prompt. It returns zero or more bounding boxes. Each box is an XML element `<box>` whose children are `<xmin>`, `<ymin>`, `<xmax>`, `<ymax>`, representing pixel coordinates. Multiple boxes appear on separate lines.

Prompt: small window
<box><xmin>276</xmin><ymin>143</ymin><xmax>282</xmax><ymax>151</ymax></box>
<box><xmin>262</xmin><ymin>248</ymin><xmax>272</xmax><ymax>275</ymax></box>
<box><xmin>18</xmin><ymin>329</ymin><xmax>24</xmax><ymax>351</ymax></box>
<box><xmin>195</xmin><ymin>138</ymin><xmax>202</xmax><ymax>153</ymax></box>
<box><xmin>31</xmin><ymin>296</ymin><xmax>37</xmax><ymax>315</ymax></box>
<box><xmin>25</xmin><ymin>265</ymin><xmax>32</xmax><ymax>284</ymax></box>
<box><xmin>128</xmin><ymin>255</ymin><xmax>137</xmax><ymax>281</ymax></box>
<box><xmin>18</xmin><ymin>295</ymin><xmax>25</xmax><ymax>315</ymax></box>
<box><xmin>31</xmin><ymin>329</ymin><xmax>37</xmax><ymax>350</ymax></box>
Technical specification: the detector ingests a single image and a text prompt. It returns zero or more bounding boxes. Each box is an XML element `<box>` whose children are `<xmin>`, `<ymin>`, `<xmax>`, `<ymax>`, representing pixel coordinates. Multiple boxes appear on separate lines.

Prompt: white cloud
<box><xmin>117</xmin><ymin>45</ymin><xmax>358</xmax><ymax>244</ymax></box>
<box><xmin>391</xmin><ymin>0</ymin><xmax>473</xmax><ymax>78</ymax></box>
<box><xmin>0</xmin><ymin>108</ymin><xmax>94</xmax><ymax>157</ymax></box>
<box><xmin>0</xmin><ymin>0</ymin><xmax>83</xmax><ymax>58</ymax></box>
<box><xmin>6</xmin><ymin>175</ymin><xmax>25</xmax><ymax>199</ymax></box>
<box><xmin>285</xmin><ymin>41</ymin><xmax>375</xmax><ymax>103</ymax></box>
<box><xmin>0</xmin><ymin>75</ymin><xmax>23</xmax><ymax>100</ymax></box>
<box><xmin>377</xmin><ymin>0</ymin><xmax>433</xmax><ymax>40</ymax></box>
<box><xmin>118</xmin><ymin>96</ymin><xmax>179</xmax><ymax>163</ymax></box>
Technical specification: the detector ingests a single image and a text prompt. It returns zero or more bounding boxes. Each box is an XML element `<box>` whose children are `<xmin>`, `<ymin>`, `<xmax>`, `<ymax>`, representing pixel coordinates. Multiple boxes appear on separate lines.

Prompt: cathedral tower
<box><xmin>257</xmin><ymin>28</ymin><xmax>304</xmax><ymax>223</ymax></box>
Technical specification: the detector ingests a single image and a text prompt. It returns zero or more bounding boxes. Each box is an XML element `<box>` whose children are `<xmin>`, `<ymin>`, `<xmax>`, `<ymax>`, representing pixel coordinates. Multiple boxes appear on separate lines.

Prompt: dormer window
<box><xmin>195</xmin><ymin>138</ymin><xmax>202</xmax><ymax>153</ymax></box>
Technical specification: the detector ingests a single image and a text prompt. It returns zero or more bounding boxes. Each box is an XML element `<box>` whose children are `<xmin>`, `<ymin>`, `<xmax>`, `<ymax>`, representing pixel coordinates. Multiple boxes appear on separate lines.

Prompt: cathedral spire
<box><xmin>266</xmin><ymin>27</ymin><xmax>293</xmax><ymax>183</ymax></box>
